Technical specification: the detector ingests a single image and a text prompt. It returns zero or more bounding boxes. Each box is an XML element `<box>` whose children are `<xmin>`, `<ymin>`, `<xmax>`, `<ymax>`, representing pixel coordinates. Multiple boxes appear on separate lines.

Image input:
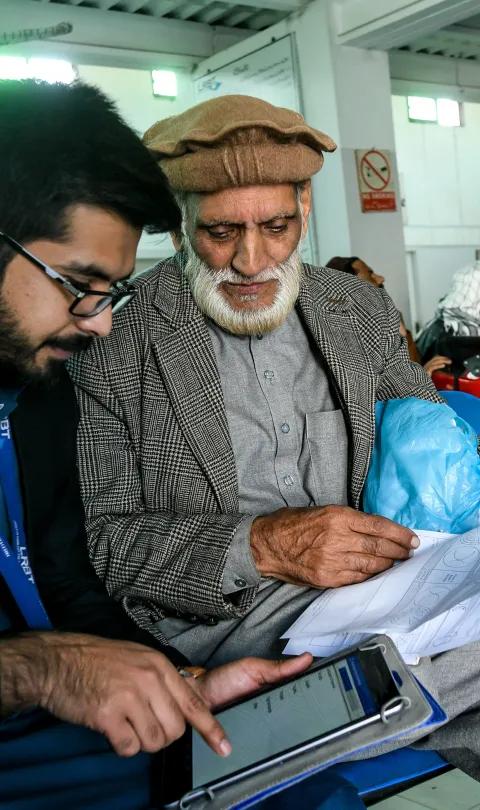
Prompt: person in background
<box><xmin>326</xmin><ymin>256</ymin><xmax>451</xmax><ymax>378</ymax></box>
<box><xmin>416</xmin><ymin>260</ymin><xmax>480</xmax><ymax>362</ymax></box>
<box><xmin>0</xmin><ymin>78</ymin><xmax>322</xmax><ymax>810</ymax></box>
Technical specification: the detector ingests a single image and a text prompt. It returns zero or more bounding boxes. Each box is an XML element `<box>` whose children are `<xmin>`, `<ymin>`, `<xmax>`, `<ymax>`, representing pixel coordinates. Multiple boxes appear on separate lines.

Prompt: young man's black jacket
<box><xmin>2</xmin><ymin>367</ymin><xmax>186</xmax><ymax>665</ymax></box>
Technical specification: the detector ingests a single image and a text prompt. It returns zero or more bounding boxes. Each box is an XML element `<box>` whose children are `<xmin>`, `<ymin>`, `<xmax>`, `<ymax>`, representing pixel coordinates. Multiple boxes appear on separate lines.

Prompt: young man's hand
<box><xmin>0</xmin><ymin>633</ymin><xmax>311</xmax><ymax>758</ymax></box>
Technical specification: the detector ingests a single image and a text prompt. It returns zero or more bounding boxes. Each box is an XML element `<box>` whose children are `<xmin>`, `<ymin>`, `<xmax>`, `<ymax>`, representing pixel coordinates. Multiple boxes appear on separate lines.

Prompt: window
<box><xmin>436</xmin><ymin>98</ymin><xmax>461</xmax><ymax>127</ymax></box>
<box><xmin>151</xmin><ymin>70</ymin><xmax>177</xmax><ymax>98</ymax></box>
<box><xmin>0</xmin><ymin>56</ymin><xmax>75</xmax><ymax>84</ymax></box>
<box><xmin>407</xmin><ymin>96</ymin><xmax>461</xmax><ymax>127</ymax></box>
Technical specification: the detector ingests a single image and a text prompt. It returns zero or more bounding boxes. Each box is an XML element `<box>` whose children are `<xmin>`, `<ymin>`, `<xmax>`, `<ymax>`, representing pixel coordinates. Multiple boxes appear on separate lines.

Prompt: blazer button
<box><xmin>204</xmin><ymin>616</ymin><xmax>219</xmax><ymax>626</ymax></box>
<box><xmin>185</xmin><ymin>613</ymin><xmax>199</xmax><ymax>624</ymax></box>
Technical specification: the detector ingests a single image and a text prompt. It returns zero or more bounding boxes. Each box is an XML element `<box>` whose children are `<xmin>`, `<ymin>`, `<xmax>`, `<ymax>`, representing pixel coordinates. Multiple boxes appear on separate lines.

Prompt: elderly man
<box><xmin>70</xmin><ymin>96</ymin><xmax>480</xmax><ymax>779</ymax></box>
<box><xmin>70</xmin><ymin>93</ymin><xmax>434</xmax><ymax>660</ymax></box>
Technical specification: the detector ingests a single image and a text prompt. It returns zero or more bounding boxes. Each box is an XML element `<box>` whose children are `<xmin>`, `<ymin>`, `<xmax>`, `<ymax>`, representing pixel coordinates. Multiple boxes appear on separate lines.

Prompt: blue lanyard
<box><xmin>0</xmin><ymin>418</ymin><xmax>52</xmax><ymax>630</ymax></box>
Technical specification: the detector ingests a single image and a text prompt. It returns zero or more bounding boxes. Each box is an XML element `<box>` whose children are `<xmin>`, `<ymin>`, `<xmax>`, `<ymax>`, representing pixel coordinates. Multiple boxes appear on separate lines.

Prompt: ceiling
<box><xmin>29</xmin><ymin>0</ymin><xmax>304</xmax><ymax>32</ymax></box>
<box><xmin>460</xmin><ymin>12</ymin><xmax>480</xmax><ymax>29</ymax></box>
<box><xmin>397</xmin><ymin>12</ymin><xmax>480</xmax><ymax>62</ymax></box>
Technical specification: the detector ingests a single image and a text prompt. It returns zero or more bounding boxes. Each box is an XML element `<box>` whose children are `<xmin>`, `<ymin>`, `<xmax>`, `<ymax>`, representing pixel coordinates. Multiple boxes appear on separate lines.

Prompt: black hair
<box><xmin>0</xmin><ymin>79</ymin><xmax>181</xmax><ymax>273</ymax></box>
<box><xmin>325</xmin><ymin>256</ymin><xmax>359</xmax><ymax>275</ymax></box>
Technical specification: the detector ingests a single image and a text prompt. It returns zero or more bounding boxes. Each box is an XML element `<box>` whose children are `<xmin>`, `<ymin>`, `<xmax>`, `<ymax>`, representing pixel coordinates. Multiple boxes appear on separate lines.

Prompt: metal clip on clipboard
<box><xmin>180</xmin><ymin>787</ymin><xmax>216</xmax><ymax>809</ymax></box>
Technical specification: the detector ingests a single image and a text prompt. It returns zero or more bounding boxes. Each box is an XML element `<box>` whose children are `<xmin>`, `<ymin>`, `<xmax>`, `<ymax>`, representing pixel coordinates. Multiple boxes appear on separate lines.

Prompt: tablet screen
<box><xmin>192</xmin><ymin>653</ymin><xmax>384</xmax><ymax>788</ymax></box>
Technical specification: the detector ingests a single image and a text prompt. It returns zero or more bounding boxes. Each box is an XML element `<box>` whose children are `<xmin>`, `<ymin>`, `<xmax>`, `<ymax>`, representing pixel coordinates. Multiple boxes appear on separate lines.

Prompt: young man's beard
<box><xmin>0</xmin><ymin>297</ymin><xmax>91</xmax><ymax>388</ymax></box>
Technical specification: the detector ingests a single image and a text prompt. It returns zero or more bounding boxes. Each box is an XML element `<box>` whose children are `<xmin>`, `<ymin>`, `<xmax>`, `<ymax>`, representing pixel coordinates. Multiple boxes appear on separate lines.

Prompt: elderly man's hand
<box><xmin>250</xmin><ymin>505</ymin><xmax>418</xmax><ymax>588</ymax></box>
<box><xmin>193</xmin><ymin>653</ymin><xmax>313</xmax><ymax>710</ymax></box>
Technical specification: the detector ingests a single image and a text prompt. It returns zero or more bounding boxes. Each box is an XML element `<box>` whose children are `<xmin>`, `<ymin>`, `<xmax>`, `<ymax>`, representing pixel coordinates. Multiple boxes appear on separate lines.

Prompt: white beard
<box><xmin>182</xmin><ymin>238</ymin><xmax>303</xmax><ymax>335</ymax></box>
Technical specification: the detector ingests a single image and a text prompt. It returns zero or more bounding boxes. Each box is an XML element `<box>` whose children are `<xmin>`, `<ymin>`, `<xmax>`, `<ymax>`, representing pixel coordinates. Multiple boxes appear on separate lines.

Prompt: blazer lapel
<box><xmin>298</xmin><ymin>272</ymin><xmax>377</xmax><ymax>508</ymax></box>
<box><xmin>151</xmin><ymin>261</ymin><xmax>238</xmax><ymax>513</ymax></box>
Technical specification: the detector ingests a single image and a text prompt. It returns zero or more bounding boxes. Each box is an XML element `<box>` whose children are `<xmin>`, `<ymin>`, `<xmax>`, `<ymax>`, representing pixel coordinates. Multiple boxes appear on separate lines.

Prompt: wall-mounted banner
<box><xmin>355</xmin><ymin>149</ymin><xmax>397</xmax><ymax>212</ymax></box>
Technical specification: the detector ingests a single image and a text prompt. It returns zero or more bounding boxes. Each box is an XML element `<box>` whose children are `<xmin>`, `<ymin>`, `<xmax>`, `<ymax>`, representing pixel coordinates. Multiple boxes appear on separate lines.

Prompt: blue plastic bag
<box><xmin>363</xmin><ymin>397</ymin><xmax>480</xmax><ymax>533</ymax></box>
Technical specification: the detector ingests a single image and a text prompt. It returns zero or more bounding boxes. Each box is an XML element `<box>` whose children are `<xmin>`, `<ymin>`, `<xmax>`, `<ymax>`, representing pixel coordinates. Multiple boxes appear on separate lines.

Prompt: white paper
<box><xmin>282</xmin><ymin>528</ymin><xmax>480</xmax><ymax>661</ymax></box>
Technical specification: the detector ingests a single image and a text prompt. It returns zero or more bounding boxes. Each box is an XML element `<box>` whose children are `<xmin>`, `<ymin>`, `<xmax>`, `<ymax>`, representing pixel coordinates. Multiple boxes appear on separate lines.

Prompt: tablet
<box><xmin>162</xmin><ymin>643</ymin><xmax>409</xmax><ymax>809</ymax></box>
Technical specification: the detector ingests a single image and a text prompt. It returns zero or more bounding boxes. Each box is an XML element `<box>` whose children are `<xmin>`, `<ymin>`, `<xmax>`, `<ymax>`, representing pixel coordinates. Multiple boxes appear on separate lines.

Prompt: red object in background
<box><xmin>432</xmin><ymin>369</ymin><xmax>480</xmax><ymax>398</ymax></box>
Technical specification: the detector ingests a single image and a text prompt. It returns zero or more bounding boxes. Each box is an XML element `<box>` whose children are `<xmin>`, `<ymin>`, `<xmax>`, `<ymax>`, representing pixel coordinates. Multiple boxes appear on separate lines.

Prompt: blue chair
<box><xmin>330</xmin><ymin>748</ymin><xmax>450</xmax><ymax>805</ymax></box>
<box><xmin>256</xmin><ymin>750</ymin><xmax>450</xmax><ymax>808</ymax></box>
<box><xmin>441</xmin><ymin>390</ymin><xmax>480</xmax><ymax>434</ymax></box>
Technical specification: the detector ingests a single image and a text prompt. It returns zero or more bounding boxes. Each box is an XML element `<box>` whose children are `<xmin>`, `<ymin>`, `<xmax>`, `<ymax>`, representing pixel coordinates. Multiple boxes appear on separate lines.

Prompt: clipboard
<box><xmin>169</xmin><ymin>636</ymin><xmax>446</xmax><ymax>810</ymax></box>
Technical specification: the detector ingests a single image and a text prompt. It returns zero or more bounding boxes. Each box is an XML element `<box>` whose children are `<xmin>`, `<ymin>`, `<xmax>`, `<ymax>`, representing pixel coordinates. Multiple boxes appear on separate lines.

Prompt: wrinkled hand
<box><xmin>194</xmin><ymin>653</ymin><xmax>313</xmax><ymax>710</ymax></box>
<box><xmin>1</xmin><ymin>633</ymin><xmax>230</xmax><ymax>758</ymax></box>
<box><xmin>251</xmin><ymin>505</ymin><xmax>418</xmax><ymax>589</ymax></box>
<box><xmin>423</xmin><ymin>356</ymin><xmax>451</xmax><ymax>377</ymax></box>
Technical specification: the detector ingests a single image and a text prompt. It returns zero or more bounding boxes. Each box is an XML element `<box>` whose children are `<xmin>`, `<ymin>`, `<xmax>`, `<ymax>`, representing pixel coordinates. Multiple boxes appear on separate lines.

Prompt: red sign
<box><xmin>355</xmin><ymin>149</ymin><xmax>397</xmax><ymax>213</ymax></box>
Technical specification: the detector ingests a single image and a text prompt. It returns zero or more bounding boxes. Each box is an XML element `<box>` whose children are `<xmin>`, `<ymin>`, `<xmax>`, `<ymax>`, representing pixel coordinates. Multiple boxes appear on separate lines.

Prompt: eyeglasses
<box><xmin>0</xmin><ymin>230</ymin><xmax>137</xmax><ymax>318</ymax></box>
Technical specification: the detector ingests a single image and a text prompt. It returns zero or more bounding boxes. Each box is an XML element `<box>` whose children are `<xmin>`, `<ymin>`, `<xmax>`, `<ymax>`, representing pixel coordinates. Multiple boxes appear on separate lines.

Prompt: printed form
<box><xmin>282</xmin><ymin>528</ymin><xmax>480</xmax><ymax>663</ymax></box>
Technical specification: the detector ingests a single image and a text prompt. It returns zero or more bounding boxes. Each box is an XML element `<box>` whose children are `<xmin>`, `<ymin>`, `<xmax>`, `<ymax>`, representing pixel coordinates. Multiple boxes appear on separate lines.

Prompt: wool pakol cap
<box><xmin>143</xmin><ymin>94</ymin><xmax>337</xmax><ymax>193</ymax></box>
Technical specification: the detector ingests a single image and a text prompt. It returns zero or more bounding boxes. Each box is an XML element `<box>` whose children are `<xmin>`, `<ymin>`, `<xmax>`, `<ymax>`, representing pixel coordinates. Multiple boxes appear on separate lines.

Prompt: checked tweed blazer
<box><xmin>70</xmin><ymin>254</ymin><xmax>442</xmax><ymax>638</ymax></box>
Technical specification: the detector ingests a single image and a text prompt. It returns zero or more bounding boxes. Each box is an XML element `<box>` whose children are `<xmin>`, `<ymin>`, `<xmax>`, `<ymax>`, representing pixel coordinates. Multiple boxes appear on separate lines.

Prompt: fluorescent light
<box><xmin>0</xmin><ymin>56</ymin><xmax>74</xmax><ymax>84</ymax></box>
<box><xmin>0</xmin><ymin>56</ymin><xmax>28</xmax><ymax>80</ymax></box>
<box><xmin>437</xmin><ymin>98</ymin><xmax>461</xmax><ymax>127</ymax></box>
<box><xmin>408</xmin><ymin>96</ymin><xmax>437</xmax><ymax>122</ymax></box>
<box><xmin>152</xmin><ymin>70</ymin><xmax>177</xmax><ymax>98</ymax></box>
<box><xmin>27</xmin><ymin>58</ymin><xmax>75</xmax><ymax>85</ymax></box>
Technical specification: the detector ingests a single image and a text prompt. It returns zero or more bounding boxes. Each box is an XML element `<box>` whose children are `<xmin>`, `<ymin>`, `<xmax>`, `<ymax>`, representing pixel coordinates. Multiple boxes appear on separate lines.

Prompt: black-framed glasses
<box><xmin>0</xmin><ymin>230</ymin><xmax>137</xmax><ymax>317</ymax></box>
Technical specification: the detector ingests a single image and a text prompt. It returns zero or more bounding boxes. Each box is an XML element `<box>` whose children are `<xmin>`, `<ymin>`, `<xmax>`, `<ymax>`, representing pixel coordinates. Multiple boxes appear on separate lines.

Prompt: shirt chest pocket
<box><xmin>304</xmin><ymin>410</ymin><xmax>349</xmax><ymax>507</ymax></box>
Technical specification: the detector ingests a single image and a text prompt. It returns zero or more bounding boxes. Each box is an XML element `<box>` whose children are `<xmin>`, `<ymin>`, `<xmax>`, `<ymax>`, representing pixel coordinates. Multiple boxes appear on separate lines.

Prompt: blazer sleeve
<box><xmin>32</xmin><ymin>375</ymin><xmax>188</xmax><ymax>666</ymax></box>
<box><xmin>71</xmin><ymin>358</ymin><xmax>258</xmax><ymax>630</ymax></box>
<box><xmin>376</xmin><ymin>289</ymin><xmax>445</xmax><ymax>405</ymax></box>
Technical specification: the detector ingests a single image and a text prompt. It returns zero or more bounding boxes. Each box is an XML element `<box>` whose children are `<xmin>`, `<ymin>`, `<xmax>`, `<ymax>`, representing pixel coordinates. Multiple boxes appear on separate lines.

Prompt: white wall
<box><xmin>392</xmin><ymin>94</ymin><xmax>480</xmax><ymax>326</ymax></box>
<box><xmin>77</xmin><ymin>64</ymin><xmax>195</xmax><ymax>262</ymax></box>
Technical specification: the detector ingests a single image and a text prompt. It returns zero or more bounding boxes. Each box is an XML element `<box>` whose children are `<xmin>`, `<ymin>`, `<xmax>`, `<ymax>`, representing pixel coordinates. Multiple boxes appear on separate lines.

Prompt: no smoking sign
<box><xmin>355</xmin><ymin>148</ymin><xmax>397</xmax><ymax>212</ymax></box>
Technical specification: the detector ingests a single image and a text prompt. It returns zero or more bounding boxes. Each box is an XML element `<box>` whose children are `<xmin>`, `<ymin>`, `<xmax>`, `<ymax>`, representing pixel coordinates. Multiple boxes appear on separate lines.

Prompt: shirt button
<box><xmin>284</xmin><ymin>475</ymin><xmax>294</xmax><ymax>486</ymax></box>
<box><xmin>257</xmin><ymin>335</ymin><xmax>264</xmax><ymax>340</ymax></box>
<box><xmin>264</xmin><ymin>370</ymin><xmax>275</xmax><ymax>379</ymax></box>
<box><xmin>235</xmin><ymin>578</ymin><xmax>247</xmax><ymax>588</ymax></box>
<box><xmin>281</xmin><ymin>423</ymin><xmax>290</xmax><ymax>434</ymax></box>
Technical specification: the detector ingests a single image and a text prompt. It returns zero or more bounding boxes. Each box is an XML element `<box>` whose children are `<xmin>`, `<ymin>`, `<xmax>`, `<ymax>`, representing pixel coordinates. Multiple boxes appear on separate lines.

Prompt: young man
<box><xmin>0</xmin><ymin>79</ymin><xmax>314</xmax><ymax>810</ymax></box>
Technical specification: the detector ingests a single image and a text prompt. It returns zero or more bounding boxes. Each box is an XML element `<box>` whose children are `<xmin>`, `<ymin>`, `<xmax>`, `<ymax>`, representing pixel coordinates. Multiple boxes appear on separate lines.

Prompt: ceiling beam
<box><xmin>170</xmin><ymin>2</ymin><xmax>207</xmax><ymax>21</ymax></box>
<box><xmin>244</xmin><ymin>9</ymin><xmax>281</xmax><ymax>28</ymax></box>
<box><xmin>120</xmin><ymin>0</ymin><xmax>150</xmax><ymax>9</ymax></box>
<box><xmin>195</xmin><ymin>4</ymin><xmax>231</xmax><ymax>24</ymax></box>
<box><xmin>0</xmin><ymin>37</ymin><xmax>199</xmax><ymax>70</ymax></box>
<box><xmin>231</xmin><ymin>0</ymin><xmax>304</xmax><ymax>9</ymax></box>
<box><xmin>336</xmin><ymin>0</ymin><xmax>480</xmax><ymax>51</ymax></box>
<box><xmin>0</xmin><ymin>0</ymin><xmax>251</xmax><ymax>62</ymax></box>
<box><xmin>444</xmin><ymin>24</ymin><xmax>480</xmax><ymax>40</ymax></box>
<box><xmin>96</xmin><ymin>0</ymin><xmax>125</xmax><ymax>9</ymax></box>
<box><xmin>148</xmin><ymin>0</ymin><xmax>182</xmax><ymax>11</ymax></box>
<box><xmin>222</xmin><ymin>7</ymin><xmax>258</xmax><ymax>26</ymax></box>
